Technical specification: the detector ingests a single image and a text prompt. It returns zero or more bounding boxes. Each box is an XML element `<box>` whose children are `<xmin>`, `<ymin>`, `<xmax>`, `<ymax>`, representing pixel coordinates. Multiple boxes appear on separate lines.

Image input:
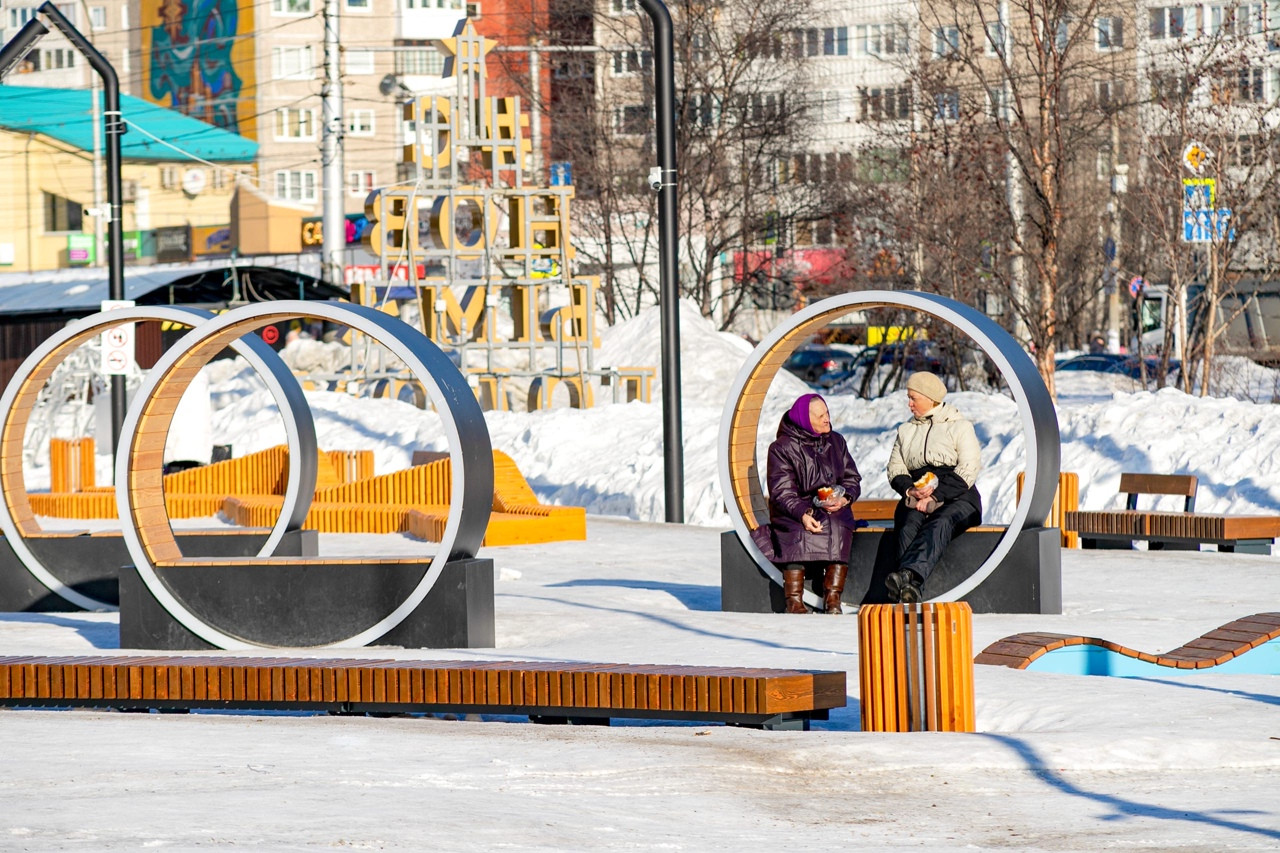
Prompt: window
<box><xmin>1208</xmin><ymin>3</ymin><xmax>1264</xmax><ymax>36</ymax></box>
<box><xmin>465</xmin><ymin>1</ymin><xmax>480</xmax><ymax>17</ymax></box>
<box><xmin>789</xmin><ymin>152</ymin><xmax>853</xmax><ymax>185</ymax></box>
<box><xmin>160</xmin><ymin>165</ymin><xmax>179</xmax><ymax>188</ymax></box>
<box><xmin>1096</xmin><ymin>15</ymin><xmax>1123</xmax><ymax>49</ymax></box>
<box><xmin>858</xmin><ymin>86</ymin><xmax>911</xmax><ymax>121</ymax></box>
<box><xmin>987</xmin><ymin>86</ymin><xmax>1009</xmax><ymax>120</ymax></box>
<box><xmin>934</xmin><ymin>26</ymin><xmax>959</xmax><ymax>57</ymax></box>
<box><xmin>273</xmin><ymin>45</ymin><xmax>315</xmax><ymax>79</ymax></box>
<box><xmin>1095</xmin><ymin>79</ymin><xmax>1124</xmax><ymax>109</ymax></box>
<box><xmin>1237</xmin><ymin>67</ymin><xmax>1265</xmax><ymax>101</ymax></box>
<box><xmin>272</xmin><ymin>0</ymin><xmax>311</xmax><ymax>12</ymax></box>
<box><xmin>609</xmin><ymin>0</ymin><xmax>636</xmax><ymax>12</ymax></box>
<box><xmin>934</xmin><ymin>88</ymin><xmax>960</xmax><ymax>120</ymax></box>
<box><xmin>1053</xmin><ymin>16</ymin><xmax>1072</xmax><ymax>50</ymax></box>
<box><xmin>1149</xmin><ymin>69</ymin><xmax>1192</xmax><ymax>100</ymax></box>
<box><xmin>347</xmin><ymin>109</ymin><xmax>375</xmax><ymax>135</ymax></box>
<box><xmin>396</xmin><ymin>47</ymin><xmax>444</xmax><ymax>77</ymax></box>
<box><xmin>613</xmin><ymin>104</ymin><xmax>649</xmax><ymax>135</ymax></box>
<box><xmin>345</xmin><ymin>49</ymin><xmax>375</xmax><ymax>75</ymax></box>
<box><xmin>791</xmin><ymin>28</ymin><xmax>822</xmax><ymax>57</ymax></box>
<box><xmin>212</xmin><ymin>169</ymin><xmax>228</xmax><ymax>190</ymax></box>
<box><xmin>1149</xmin><ymin>6</ymin><xmax>1194</xmax><ymax>39</ymax></box>
<box><xmin>89</xmin><ymin>5</ymin><xmax>106</xmax><ymax>29</ymax></box>
<box><xmin>985</xmin><ymin>20</ymin><xmax>1006</xmax><ymax>56</ymax></box>
<box><xmin>822</xmin><ymin>27</ymin><xmax>848</xmax><ymax>56</ymax></box>
<box><xmin>42</xmin><ymin>48</ymin><xmax>76</xmax><ymax>69</ymax></box>
<box><xmin>748</xmin><ymin>92</ymin><xmax>785</xmax><ymax>122</ymax></box>
<box><xmin>275</xmin><ymin>170</ymin><xmax>318</xmax><ymax>203</ymax></box>
<box><xmin>348</xmin><ymin>170</ymin><xmax>376</xmax><ymax>195</ymax></box>
<box><xmin>804</xmin><ymin>90</ymin><xmax>844</xmax><ymax>122</ymax></box>
<box><xmin>611</xmin><ymin>48</ymin><xmax>652</xmax><ymax>75</ymax></box>
<box><xmin>9</xmin><ymin>7</ymin><xmax>36</xmax><ymax>28</ymax></box>
<box><xmin>680</xmin><ymin>93</ymin><xmax>716</xmax><ymax>127</ymax></box>
<box><xmin>857</xmin><ymin>23</ymin><xmax>909</xmax><ymax>55</ymax></box>
<box><xmin>43</xmin><ymin>192</ymin><xmax>83</xmax><ymax>233</ymax></box>
<box><xmin>346</xmin><ymin>0</ymin><xmax>369</xmax><ymax>10</ymax></box>
<box><xmin>275</xmin><ymin>107</ymin><xmax>316</xmax><ymax>139</ymax></box>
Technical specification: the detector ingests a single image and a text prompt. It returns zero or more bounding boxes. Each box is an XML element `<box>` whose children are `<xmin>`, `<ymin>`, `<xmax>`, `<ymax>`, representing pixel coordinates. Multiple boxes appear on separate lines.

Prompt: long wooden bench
<box><xmin>0</xmin><ymin>655</ymin><xmax>846</xmax><ymax>730</ymax></box>
<box><xmin>975</xmin><ymin>612</ymin><xmax>1280</xmax><ymax>674</ymax></box>
<box><xmin>1064</xmin><ymin>473</ymin><xmax>1280</xmax><ymax>554</ymax></box>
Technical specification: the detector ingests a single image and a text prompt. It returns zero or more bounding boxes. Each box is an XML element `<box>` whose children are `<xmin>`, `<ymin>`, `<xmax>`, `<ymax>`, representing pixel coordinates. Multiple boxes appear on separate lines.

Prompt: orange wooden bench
<box><xmin>1064</xmin><ymin>473</ymin><xmax>1280</xmax><ymax>554</ymax></box>
<box><xmin>975</xmin><ymin>612</ymin><xmax>1280</xmax><ymax>672</ymax></box>
<box><xmin>0</xmin><ymin>654</ymin><xmax>846</xmax><ymax>729</ymax></box>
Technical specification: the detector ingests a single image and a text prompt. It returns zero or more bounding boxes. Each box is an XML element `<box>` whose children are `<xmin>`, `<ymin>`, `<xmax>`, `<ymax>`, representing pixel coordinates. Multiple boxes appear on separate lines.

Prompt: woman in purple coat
<box><xmin>765</xmin><ymin>393</ymin><xmax>862</xmax><ymax>613</ymax></box>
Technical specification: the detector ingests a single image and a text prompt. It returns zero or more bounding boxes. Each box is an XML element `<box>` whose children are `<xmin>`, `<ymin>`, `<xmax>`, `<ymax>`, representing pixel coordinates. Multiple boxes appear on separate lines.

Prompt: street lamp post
<box><xmin>0</xmin><ymin>1</ymin><xmax>128</xmax><ymax>453</ymax></box>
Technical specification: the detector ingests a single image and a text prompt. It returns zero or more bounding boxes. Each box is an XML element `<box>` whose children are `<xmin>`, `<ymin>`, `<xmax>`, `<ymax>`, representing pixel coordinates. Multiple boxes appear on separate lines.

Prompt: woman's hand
<box><xmin>916</xmin><ymin>496</ymin><xmax>939</xmax><ymax>514</ymax></box>
<box><xmin>907</xmin><ymin>484</ymin><xmax>936</xmax><ymax>501</ymax></box>
<box><xmin>801</xmin><ymin>512</ymin><xmax>824</xmax><ymax>534</ymax></box>
<box><xmin>819</xmin><ymin>495</ymin><xmax>850</xmax><ymax>512</ymax></box>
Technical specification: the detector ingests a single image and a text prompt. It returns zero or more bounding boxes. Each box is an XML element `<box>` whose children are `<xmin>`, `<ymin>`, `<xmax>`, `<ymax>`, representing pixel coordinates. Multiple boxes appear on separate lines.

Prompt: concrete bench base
<box><xmin>118</xmin><ymin>556</ymin><xmax>495</xmax><ymax>650</ymax></box>
<box><xmin>721</xmin><ymin>526</ymin><xmax>1061</xmax><ymax>615</ymax></box>
<box><xmin>0</xmin><ymin>529</ymin><xmax>318</xmax><ymax>612</ymax></box>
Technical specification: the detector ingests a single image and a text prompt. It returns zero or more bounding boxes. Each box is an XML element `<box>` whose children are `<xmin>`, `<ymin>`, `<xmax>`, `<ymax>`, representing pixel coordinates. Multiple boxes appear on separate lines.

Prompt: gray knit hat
<box><xmin>906</xmin><ymin>371</ymin><xmax>947</xmax><ymax>402</ymax></box>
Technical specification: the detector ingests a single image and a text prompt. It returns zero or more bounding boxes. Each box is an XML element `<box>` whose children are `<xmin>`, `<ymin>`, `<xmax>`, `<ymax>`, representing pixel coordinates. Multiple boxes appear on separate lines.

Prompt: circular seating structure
<box><xmin>717</xmin><ymin>290</ymin><xmax>1060</xmax><ymax>607</ymax></box>
<box><xmin>0</xmin><ymin>306</ymin><xmax>318</xmax><ymax>611</ymax></box>
<box><xmin>114</xmin><ymin>300</ymin><xmax>494</xmax><ymax>649</ymax></box>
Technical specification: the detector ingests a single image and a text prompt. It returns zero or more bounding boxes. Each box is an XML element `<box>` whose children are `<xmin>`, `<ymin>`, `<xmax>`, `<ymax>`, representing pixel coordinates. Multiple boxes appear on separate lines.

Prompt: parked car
<box><xmin>783</xmin><ymin>346</ymin><xmax>856</xmax><ymax>383</ymax></box>
<box><xmin>1056</xmin><ymin>354</ymin><xmax>1181</xmax><ymax>380</ymax></box>
<box><xmin>874</xmin><ymin>340</ymin><xmax>946</xmax><ymax>374</ymax></box>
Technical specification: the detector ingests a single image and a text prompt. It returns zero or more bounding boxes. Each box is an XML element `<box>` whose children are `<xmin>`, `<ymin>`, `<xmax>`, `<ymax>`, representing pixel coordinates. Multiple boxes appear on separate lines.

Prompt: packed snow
<box><xmin>4</xmin><ymin>299</ymin><xmax>1280</xmax><ymax>849</ymax></box>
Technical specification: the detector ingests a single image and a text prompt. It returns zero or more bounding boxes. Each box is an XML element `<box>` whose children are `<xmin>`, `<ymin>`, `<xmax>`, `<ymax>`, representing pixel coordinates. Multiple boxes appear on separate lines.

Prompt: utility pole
<box><xmin>321</xmin><ymin>0</ymin><xmax>345</xmax><ymax>288</ymax></box>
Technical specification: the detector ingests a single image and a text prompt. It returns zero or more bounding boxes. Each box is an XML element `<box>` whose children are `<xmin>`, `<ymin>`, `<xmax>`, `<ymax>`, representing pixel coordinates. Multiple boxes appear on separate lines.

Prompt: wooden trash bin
<box><xmin>858</xmin><ymin>602</ymin><xmax>975</xmax><ymax>732</ymax></box>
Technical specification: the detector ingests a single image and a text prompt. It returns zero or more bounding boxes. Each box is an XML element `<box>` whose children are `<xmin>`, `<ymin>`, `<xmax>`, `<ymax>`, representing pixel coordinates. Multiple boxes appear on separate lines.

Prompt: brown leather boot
<box><xmin>822</xmin><ymin>563</ymin><xmax>848</xmax><ymax>614</ymax></box>
<box><xmin>783</xmin><ymin>568</ymin><xmax>807</xmax><ymax>614</ymax></box>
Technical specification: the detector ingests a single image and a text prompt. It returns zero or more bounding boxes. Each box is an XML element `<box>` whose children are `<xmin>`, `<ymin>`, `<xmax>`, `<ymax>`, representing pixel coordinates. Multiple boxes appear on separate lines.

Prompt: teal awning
<box><xmin>0</xmin><ymin>84</ymin><xmax>257</xmax><ymax>162</ymax></box>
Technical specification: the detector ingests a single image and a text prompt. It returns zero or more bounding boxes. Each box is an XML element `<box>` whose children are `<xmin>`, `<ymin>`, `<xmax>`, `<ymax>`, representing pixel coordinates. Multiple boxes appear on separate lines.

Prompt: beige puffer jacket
<box><xmin>887</xmin><ymin>401</ymin><xmax>981</xmax><ymax>495</ymax></box>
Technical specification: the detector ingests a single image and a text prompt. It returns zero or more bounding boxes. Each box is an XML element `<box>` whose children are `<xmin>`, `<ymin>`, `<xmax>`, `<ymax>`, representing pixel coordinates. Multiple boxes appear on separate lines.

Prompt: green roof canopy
<box><xmin>0</xmin><ymin>85</ymin><xmax>257</xmax><ymax>162</ymax></box>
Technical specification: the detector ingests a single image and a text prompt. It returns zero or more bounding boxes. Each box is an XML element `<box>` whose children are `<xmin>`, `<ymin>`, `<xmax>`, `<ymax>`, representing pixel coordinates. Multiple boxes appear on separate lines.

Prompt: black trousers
<box><xmin>894</xmin><ymin>500</ymin><xmax>980</xmax><ymax>583</ymax></box>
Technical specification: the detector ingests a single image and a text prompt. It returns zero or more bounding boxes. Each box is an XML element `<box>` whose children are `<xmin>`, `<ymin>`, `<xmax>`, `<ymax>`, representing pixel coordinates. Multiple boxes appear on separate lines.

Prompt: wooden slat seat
<box><xmin>0</xmin><ymin>654</ymin><xmax>846</xmax><ymax>729</ymax></box>
<box><xmin>1063</xmin><ymin>473</ymin><xmax>1280</xmax><ymax>554</ymax></box>
<box><xmin>975</xmin><ymin>612</ymin><xmax>1280</xmax><ymax>671</ymax></box>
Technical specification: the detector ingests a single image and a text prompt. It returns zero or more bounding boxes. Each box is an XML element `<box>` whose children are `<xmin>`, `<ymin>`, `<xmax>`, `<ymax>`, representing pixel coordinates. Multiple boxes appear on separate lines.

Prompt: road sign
<box><xmin>1182</xmin><ymin>178</ymin><xmax>1215</xmax><ymax>211</ymax></box>
<box><xmin>1129</xmin><ymin>276</ymin><xmax>1145</xmax><ymax>298</ymax></box>
<box><xmin>1182</xmin><ymin>141</ymin><xmax>1212</xmax><ymax>175</ymax></box>
<box><xmin>99</xmin><ymin>299</ymin><xmax>136</xmax><ymax>376</ymax></box>
<box><xmin>1182</xmin><ymin>208</ymin><xmax>1233</xmax><ymax>243</ymax></box>
<box><xmin>549</xmin><ymin>161</ymin><xmax>572</xmax><ymax>186</ymax></box>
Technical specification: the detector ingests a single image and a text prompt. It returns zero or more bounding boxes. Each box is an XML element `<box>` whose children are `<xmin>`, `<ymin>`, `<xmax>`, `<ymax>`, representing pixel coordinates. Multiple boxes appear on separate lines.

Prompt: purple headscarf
<box><xmin>787</xmin><ymin>393</ymin><xmax>826</xmax><ymax>435</ymax></box>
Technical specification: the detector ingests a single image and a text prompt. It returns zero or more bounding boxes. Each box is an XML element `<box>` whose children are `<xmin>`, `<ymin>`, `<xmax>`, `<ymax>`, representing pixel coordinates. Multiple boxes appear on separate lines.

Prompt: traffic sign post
<box><xmin>99</xmin><ymin>299</ymin><xmax>136</xmax><ymax>376</ymax></box>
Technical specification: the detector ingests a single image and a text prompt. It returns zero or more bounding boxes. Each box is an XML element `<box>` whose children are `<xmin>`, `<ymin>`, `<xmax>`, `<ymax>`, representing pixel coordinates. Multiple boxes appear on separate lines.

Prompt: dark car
<box><xmin>1056</xmin><ymin>354</ymin><xmax>1180</xmax><ymax>380</ymax></box>
<box><xmin>783</xmin><ymin>347</ymin><xmax>855</xmax><ymax>383</ymax></box>
<box><xmin>875</xmin><ymin>340</ymin><xmax>946</xmax><ymax>373</ymax></box>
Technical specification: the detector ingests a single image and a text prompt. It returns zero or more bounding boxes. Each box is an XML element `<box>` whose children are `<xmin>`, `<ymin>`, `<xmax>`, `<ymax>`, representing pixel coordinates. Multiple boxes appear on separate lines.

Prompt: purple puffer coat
<box><xmin>765</xmin><ymin>413</ymin><xmax>863</xmax><ymax>564</ymax></box>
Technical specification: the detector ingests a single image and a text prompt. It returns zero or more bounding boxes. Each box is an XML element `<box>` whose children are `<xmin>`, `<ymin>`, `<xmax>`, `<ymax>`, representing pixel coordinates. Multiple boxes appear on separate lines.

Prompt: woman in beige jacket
<box><xmin>883</xmin><ymin>371</ymin><xmax>982</xmax><ymax>603</ymax></box>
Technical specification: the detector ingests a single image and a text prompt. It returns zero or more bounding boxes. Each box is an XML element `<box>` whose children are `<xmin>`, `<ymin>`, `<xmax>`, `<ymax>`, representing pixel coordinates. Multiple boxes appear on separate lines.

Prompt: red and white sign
<box><xmin>99</xmin><ymin>299</ymin><xmax>136</xmax><ymax>376</ymax></box>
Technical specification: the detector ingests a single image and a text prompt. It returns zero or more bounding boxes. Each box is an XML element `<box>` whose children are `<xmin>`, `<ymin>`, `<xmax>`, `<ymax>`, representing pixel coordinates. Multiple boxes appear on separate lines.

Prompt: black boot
<box><xmin>822</xmin><ymin>563</ymin><xmax>848</xmax><ymax>614</ymax></box>
<box><xmin>783</xmin><ymin>568</ymin><xmax>807</xmax><ymax>614</ymax></box>
<box><xmin>885</xmin><ymin>570</ymin><xmax>923</xmax><ymax>604</ymax></box>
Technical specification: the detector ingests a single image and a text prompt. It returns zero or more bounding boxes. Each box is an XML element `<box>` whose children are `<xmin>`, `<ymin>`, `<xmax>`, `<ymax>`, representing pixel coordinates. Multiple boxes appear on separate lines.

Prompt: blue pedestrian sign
<box><xmin>549</xmin><ymin>161</ymin><xmax>572</xmax><ymax>186</ymax></box>
<box><xmin>1182</xmin><ymin>208</ymin><xmax>1233</xmax><ymax>243</ymax></box>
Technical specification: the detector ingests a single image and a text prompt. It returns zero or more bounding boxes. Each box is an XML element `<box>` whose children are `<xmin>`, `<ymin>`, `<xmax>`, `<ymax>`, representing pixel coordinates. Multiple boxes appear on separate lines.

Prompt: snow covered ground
<box><xmin>2</xmin><ymin>523</ymin><xmax>1280</xmax><ymax>850</ymax></box>
<box><xmin>4</xmin><ymin>301</ymin><xmax>1280</xmax><ymax>849</ymax></box>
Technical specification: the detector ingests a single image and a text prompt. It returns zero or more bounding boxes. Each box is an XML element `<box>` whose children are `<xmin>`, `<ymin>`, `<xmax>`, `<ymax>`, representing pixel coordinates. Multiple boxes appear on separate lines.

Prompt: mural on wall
<box><xmin>141</xmin><ymin>0</ymin><xmax>257</xmax><ymax>140</ymax></box>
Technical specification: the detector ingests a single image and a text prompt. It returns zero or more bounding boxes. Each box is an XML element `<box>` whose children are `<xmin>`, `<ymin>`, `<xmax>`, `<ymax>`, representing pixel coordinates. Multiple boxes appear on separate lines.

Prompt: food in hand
<box><xmin>914</xmin><ymin>472</ymin><xmax>938</xmax><ymax>490</ymax></box>
<box><xmin>816</xmin><ymin>486</ymin><xmax>835</xmax><ymax>501</ymax></box>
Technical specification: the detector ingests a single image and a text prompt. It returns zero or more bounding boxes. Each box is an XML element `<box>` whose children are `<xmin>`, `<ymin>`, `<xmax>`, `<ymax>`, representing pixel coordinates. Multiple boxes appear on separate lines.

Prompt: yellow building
<box><xmin>0</xmin><ymin>85</ymin><xmax>257</xmax><ymax>272</ymax></box>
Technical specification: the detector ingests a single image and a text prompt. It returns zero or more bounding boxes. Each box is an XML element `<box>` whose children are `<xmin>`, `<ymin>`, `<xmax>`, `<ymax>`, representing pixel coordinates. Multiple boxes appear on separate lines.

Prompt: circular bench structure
<box><xmin>717</xmin><ymin>290</ymin><xmax>1059</xmax><ymax>607</ymax></box>
<box><xmin>0</xmin><ymin>306</ymin><xmax>317</xmax><ymax>611</ymax></box>
<box><xmin>114</xmin><ymin>300</ymin><xmax>493</xmax><ymax>649</ymax></box>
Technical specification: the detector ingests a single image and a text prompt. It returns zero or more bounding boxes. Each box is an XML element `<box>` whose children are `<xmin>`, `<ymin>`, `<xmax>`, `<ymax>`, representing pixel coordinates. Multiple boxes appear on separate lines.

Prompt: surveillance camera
<box><xmin>647</xmin><ymin>166</ymin><xmax>663</xmax><ymax>192</ymax></box>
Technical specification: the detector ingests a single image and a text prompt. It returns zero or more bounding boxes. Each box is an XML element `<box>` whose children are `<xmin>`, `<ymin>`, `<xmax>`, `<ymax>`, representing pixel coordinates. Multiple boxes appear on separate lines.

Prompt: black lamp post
<box><xmin>636</xmin><ymin>0</ymin><xmax>684</xmax><ymax>523</ymax></box>
<box><xmin>0</xmin><ymin>2</ymin><xmax>128</xmax><ymax>453</ymax></box>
